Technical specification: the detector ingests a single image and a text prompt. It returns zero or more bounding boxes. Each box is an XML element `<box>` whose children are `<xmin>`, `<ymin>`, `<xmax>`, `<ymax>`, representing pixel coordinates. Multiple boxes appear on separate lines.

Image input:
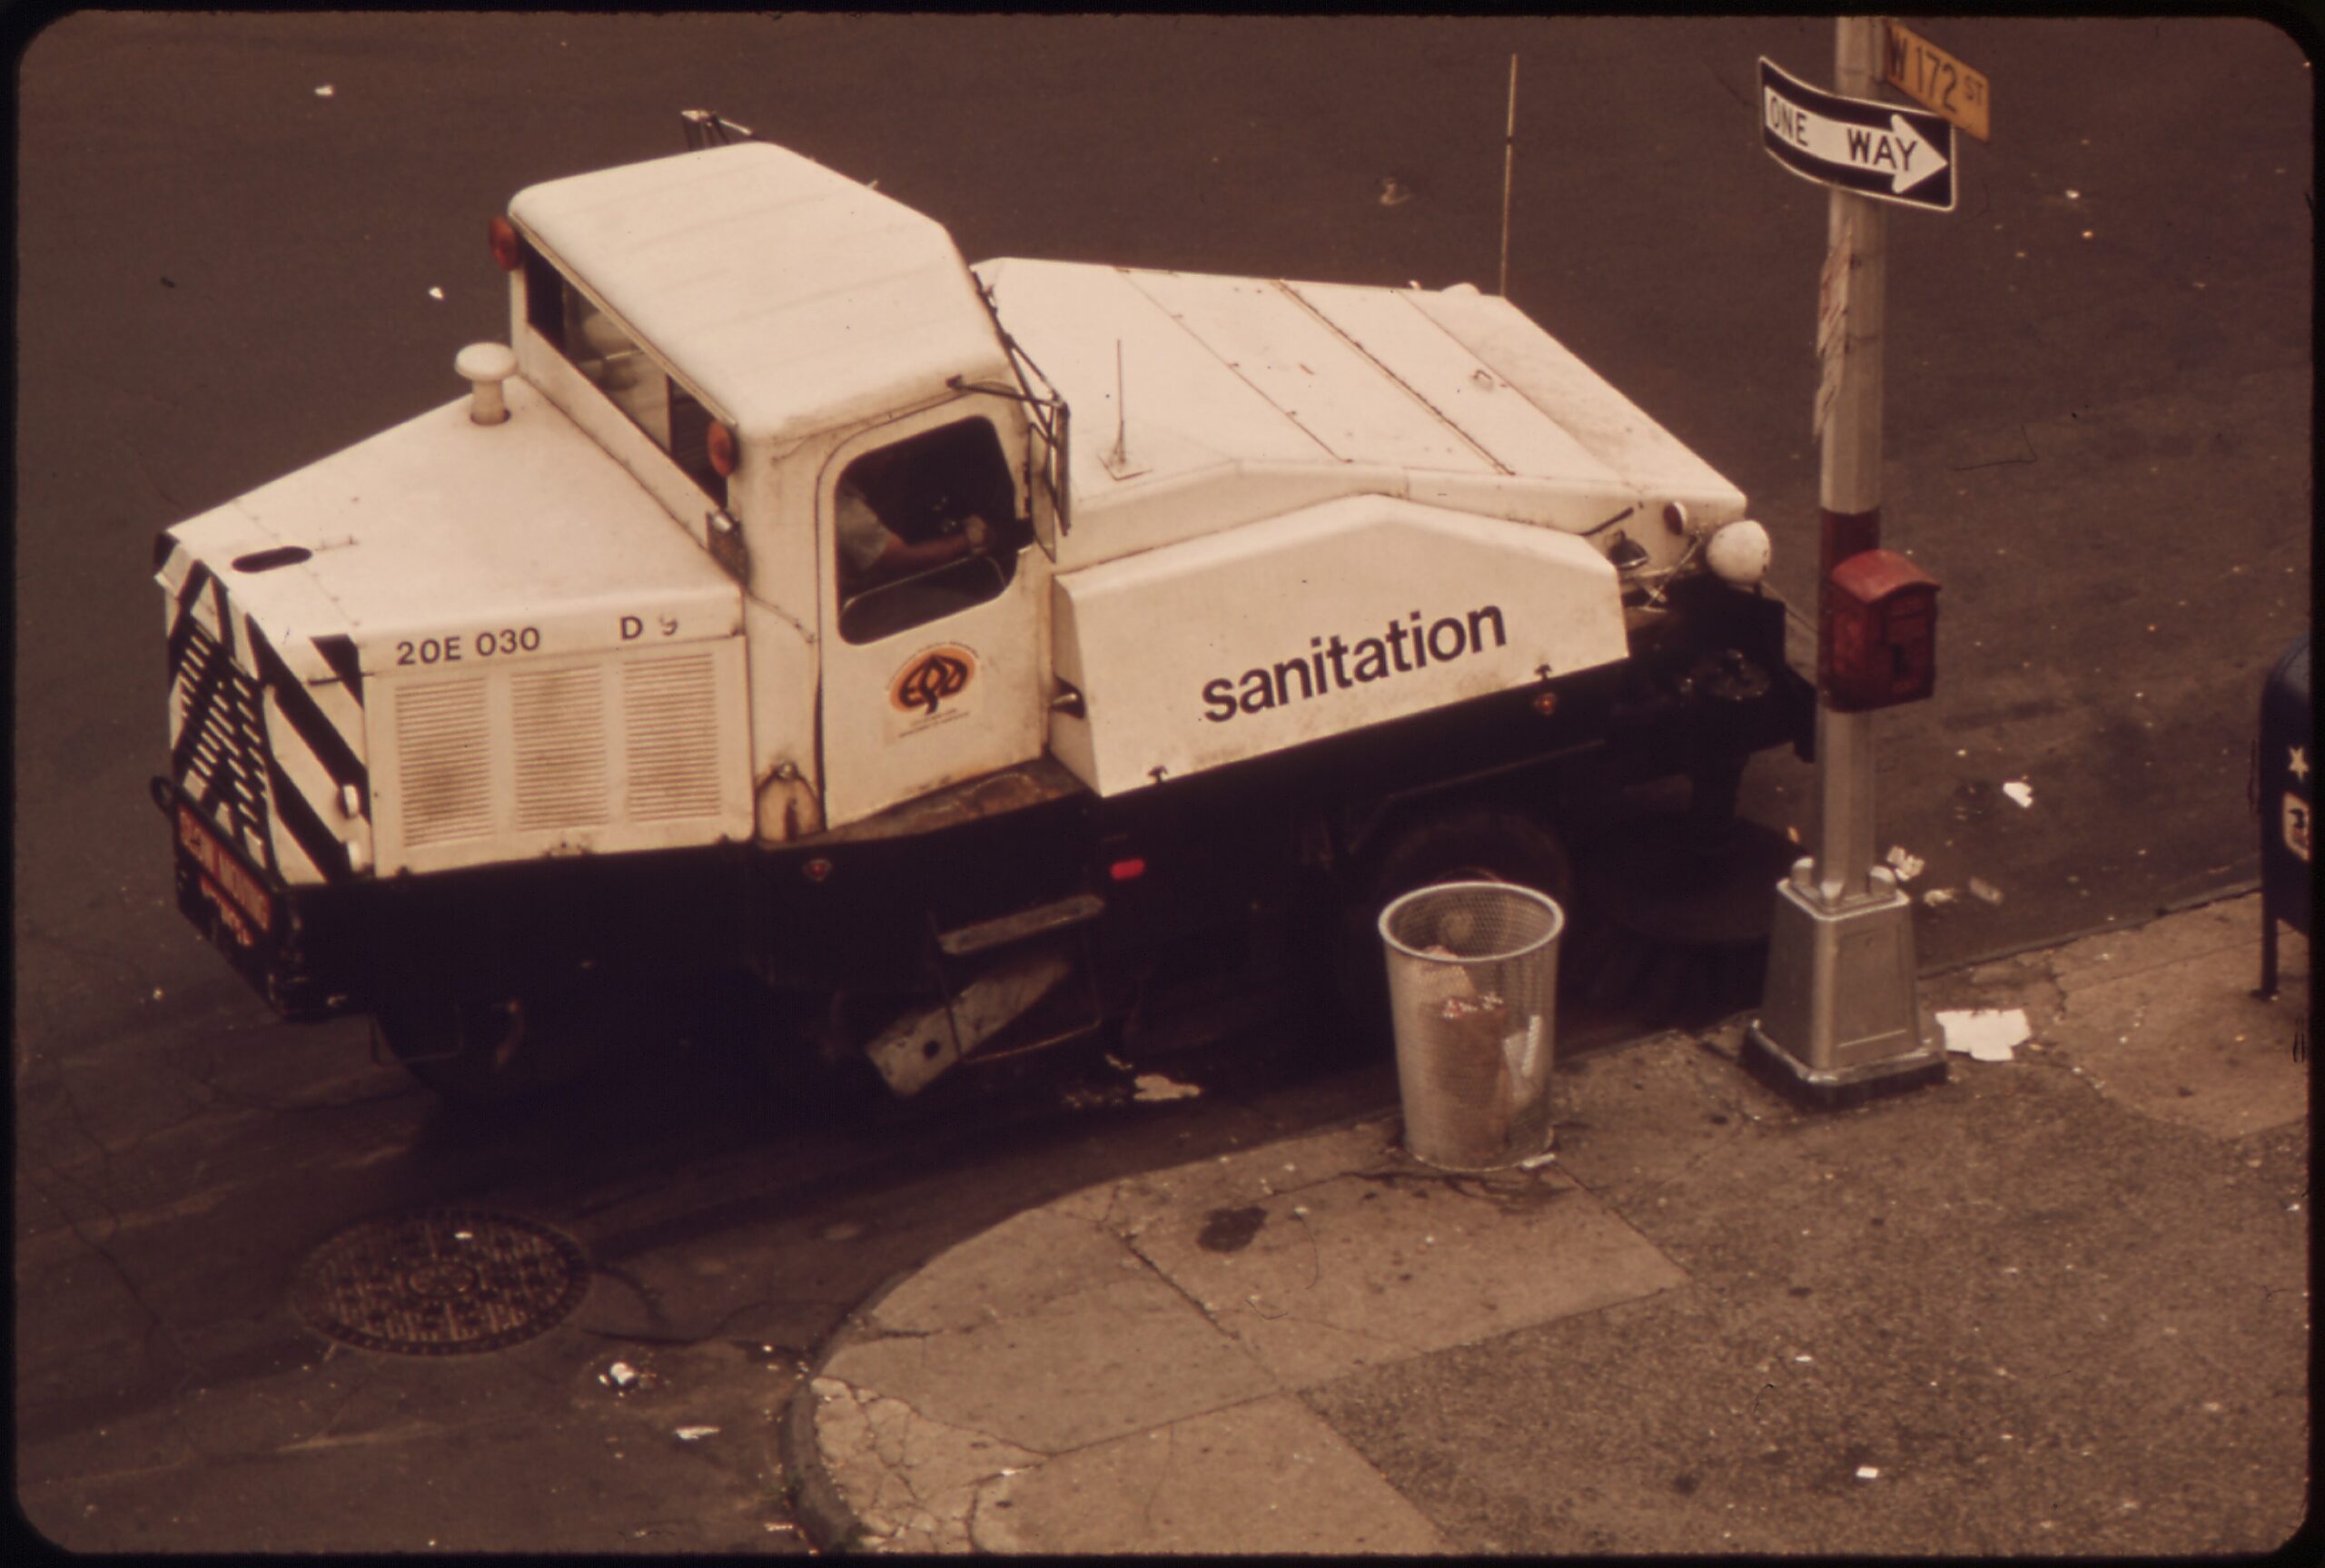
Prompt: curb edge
<box><xmin>775</xmin><ymin>1267</ymin><xmax>921</xmax><ymax>1555</ymax></box>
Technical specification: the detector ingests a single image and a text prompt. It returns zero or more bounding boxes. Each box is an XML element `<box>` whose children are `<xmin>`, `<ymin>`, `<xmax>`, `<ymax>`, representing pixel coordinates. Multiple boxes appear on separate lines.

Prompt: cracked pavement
<box><xmin>797</xmin><ymin>1117</ymin><xmax>1668</xmax><ymax>1551</ymax></box>
<box><xmin>796</xmin><ymin>898</ymin><xmax>2307</xmax><ymax>1554</ymax></box>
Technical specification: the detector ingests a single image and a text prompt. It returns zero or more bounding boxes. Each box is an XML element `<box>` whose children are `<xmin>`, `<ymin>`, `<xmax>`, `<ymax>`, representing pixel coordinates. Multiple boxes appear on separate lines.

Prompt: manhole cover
<box><xmin>290</xmin><ymin>1208</ymin><xmax>590</xmax><ymax>1356</ymax></box>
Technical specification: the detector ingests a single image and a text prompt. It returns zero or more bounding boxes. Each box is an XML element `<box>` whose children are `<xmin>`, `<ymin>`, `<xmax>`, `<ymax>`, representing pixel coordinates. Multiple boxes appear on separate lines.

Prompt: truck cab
<box><xmin>501</xmin><ymin>143</ymin><xmax>1064</xmax><ymax>834</ymax></box>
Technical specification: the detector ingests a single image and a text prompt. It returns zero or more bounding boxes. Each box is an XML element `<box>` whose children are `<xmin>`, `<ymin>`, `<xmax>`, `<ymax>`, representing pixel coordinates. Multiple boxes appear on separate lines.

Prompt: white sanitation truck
<box><xmin>154</xmin><ymin>130</ymin><xmax>1811</xmax><ymax>1102</ymax></box>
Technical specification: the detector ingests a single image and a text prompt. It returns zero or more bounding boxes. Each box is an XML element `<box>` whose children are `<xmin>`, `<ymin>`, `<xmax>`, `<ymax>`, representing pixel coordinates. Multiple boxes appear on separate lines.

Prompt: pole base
<box><xmin>1740</xmin><ymin>1025</ymin><xmax>1948</xmax><ymax>1109</ymax></box>
<box><xmin>1745</xmin><ymin>860</ymin><xmax>1945</xmax><ymax>1109</ymax></box>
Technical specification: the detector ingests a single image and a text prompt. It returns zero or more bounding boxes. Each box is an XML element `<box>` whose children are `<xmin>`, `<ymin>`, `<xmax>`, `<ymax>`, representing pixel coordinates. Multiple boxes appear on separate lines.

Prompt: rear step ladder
<box><xmin>935</xmin><ymin>892</ymin><xmax>1105</xmax><ymax>958</ymax></box>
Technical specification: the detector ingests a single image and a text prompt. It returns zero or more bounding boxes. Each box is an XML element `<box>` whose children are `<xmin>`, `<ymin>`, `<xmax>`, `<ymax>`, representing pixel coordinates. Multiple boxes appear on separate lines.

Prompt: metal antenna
<box><xmin>1109</xmin><ymin>340</ymin><xmax>1129</xmax><ymax>468</ymax></box>
<box><xmin>1498</xmin><ymin>54</ymin><xmax>1519</xmax><ymax>298</ymax></box>
<box><xmin>1102</xmin><ymin>339</ymin><xmax>1150</xmax><ymax>479</ymax></box>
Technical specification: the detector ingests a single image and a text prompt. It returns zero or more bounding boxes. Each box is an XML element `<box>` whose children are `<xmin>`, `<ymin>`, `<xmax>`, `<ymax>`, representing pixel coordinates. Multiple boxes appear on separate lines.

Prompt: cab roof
<box><xmin>508</xmin><ymin>143</ymin><xmax>1012</xmax><ymax>443</ymax></box>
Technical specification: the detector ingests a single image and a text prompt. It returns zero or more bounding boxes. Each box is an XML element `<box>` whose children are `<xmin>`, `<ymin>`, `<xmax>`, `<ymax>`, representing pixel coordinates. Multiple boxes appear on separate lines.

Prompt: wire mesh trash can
<box><xmin>1379</xmin><ymin>881</ymin><xmax>1565</xmax><ymax>1171</ymax></box>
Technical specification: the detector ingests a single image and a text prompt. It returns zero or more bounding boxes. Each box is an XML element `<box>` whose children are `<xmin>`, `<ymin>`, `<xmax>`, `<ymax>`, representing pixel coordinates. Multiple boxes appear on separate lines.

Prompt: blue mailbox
<box><xmin>2256</xmin><ymin>632</ymin><xmax>2311</xmax><ymax>1000</ymax></box>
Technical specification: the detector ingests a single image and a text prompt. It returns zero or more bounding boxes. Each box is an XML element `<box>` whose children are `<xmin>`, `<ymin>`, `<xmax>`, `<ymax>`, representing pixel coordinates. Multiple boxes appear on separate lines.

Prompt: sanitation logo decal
<box><xmin>1201</xmin><ymin>605</ymin><xmax>1509</xmax><ymax>723</ymax></box>
<box><xmin>890</xmin><ymin>645</ymin><xmax>977</xmax><ymax>729</ymax></box>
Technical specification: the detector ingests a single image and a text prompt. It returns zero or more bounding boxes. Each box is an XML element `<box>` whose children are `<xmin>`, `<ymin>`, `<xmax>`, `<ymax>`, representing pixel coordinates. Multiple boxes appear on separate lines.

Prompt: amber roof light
<box><xmin>489</xmin><ymin>214</ymin><xmax>521</xmax><ymax>272</ymax></box>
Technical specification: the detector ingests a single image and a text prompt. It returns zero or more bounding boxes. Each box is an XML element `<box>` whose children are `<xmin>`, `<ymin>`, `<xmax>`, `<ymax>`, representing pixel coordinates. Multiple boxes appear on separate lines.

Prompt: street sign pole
<box><xmin>1747</xmin><ymin>16</ymin><xmax>1944</xmax><ymax>1101</ymax></box>
<box><xmin>1816</xmin><ymin>17</ymin><xmax>1884</xmax><ymax>911</ymax></box>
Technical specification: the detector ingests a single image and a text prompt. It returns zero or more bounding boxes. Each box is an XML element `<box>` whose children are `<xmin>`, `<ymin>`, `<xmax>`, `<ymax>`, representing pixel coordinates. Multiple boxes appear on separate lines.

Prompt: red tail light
<box><xmin>707</xmin><ymin>420</ymin><xmax>737</xmax><ymax>477</ymax></box>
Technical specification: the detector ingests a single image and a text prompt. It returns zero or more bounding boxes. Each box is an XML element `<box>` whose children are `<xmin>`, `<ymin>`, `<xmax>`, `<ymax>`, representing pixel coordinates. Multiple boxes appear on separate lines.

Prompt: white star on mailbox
<box><xmin>2292</xmin><ymin>745</ymin><xmax>2311</xmax><ymax>782</ymax></box>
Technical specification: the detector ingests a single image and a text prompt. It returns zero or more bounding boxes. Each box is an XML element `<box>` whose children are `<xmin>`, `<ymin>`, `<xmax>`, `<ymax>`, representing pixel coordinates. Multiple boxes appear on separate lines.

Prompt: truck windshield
<box><xmin>521</xmin><ymin>241</ymin><xmax>723</xmax><ymax>500</ymax></box>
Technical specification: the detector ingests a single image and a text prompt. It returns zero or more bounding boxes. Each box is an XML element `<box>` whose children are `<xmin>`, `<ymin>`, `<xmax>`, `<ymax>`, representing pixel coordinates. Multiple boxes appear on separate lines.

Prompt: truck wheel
<box><xmin>807</xmin><ymin>988</ymin><xmax>925</xmax><ymax>1109</ymax></box>
<box><xmin>1334</xmin><ymin>806</ymin><xmax>1575</xmax><ymax>1042</ymax></box>
<box><xmin>759</xmin><ymin>985</ymin><xmax>885</xmax><ymax>1105</ymax></box>
<box><xmin>619</xmin><ymin>972</ymin><xmax>875</xmax><ymax>1116</ymax></box>
<box><xmin>1370</xmin><ymin>807</ymin><xmax>1576</xmax><ymax>910</ymax></box>
<box><xmin>378</xmin><ymin>994</ymin><xmax>561</xmax><ymax>1107</ymax></box>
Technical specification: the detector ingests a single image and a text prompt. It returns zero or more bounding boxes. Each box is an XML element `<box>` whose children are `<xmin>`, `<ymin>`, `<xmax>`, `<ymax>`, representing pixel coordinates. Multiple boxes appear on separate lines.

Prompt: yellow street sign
<box><xmin>1884</xmin><ymin>19</ymin><xmax>1991</xmax><ymax>143</ymax></box>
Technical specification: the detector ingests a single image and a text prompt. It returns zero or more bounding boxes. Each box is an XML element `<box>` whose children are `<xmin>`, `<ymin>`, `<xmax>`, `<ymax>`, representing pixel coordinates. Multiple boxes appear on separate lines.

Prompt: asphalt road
<box><xmin>12</xmin><ymin>13</ymin><xmax>2312</xmax><ymax>1553</ymax></box>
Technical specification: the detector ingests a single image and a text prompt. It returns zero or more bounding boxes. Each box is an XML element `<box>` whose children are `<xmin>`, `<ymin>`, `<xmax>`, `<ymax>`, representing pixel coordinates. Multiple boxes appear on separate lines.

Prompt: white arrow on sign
<box><xmin>1763</xmin><ymin>88</ymin><xmax>1950</xmax><ymax>196</ymax></box>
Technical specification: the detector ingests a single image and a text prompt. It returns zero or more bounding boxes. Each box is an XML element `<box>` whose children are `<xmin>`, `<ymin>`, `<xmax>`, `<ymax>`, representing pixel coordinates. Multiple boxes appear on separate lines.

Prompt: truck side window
<box><xmin>520</xmin><ymin>238</ymin><xmax>725</xmax><ymax>503</ymax></box>
<box><xmin>522</xmin><ymin>245</ymin><xmax>562</xmax><ymax>342</ymax></box>
<box><xmin>835</xmin><ymin>416</ymin><xmax>1022</xmax><ymax>646</ymax></box>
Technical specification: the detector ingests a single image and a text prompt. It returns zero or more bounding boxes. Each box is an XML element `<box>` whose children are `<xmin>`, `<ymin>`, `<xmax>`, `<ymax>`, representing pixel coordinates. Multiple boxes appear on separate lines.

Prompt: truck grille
<box><xmin>381</xmin><ymin>646</ymin><xmax>737</xmax><ymax>869</ymax></box>
<box><xmin>513</xmin><ymin>666</ymin><xmax>610</xmax><ymax>830</ymax></box>
<box><xmin>395</xmin><ymin>677</ymin><xmax>493</xmax><ymax>846</ymax></box>
<box><xmin>624</xmin><ymin>653</ymin><xmax>722</xmax><ymax>820</ymax></box>
<box><xmin>172</xmin><ymin>617</ymin><xmax>274</xmax><ymax>867</ymax></box>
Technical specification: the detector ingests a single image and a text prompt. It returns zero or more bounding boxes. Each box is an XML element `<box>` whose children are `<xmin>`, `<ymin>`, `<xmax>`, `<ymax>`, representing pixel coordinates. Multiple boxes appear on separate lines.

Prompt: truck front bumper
<box><xmin>1616</xmin><ymin>577</ymin><xmax>1817</xmax><ymax>765</ymax></box>
<box><xmin>153</xmin><ymin>775</ymin><xmax>341</xmax><ymax>1019</ymax></box>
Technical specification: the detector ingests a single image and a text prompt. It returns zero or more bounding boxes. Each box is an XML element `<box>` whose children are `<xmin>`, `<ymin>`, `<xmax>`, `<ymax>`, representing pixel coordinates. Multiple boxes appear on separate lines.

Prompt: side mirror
<box><xmin>1030</xmin><ymin>399</ymin><xmax>1070</xmax><ymax>556</ymax></box>
<box><xmin>679</xmin><ymin>109</ymin><xmax>754</xmax><ymax>151</ymax></box>
<box><xmin>706</xmin><ymin>508</ymin><xmax>748</xmax><ymax>583</ymax></box>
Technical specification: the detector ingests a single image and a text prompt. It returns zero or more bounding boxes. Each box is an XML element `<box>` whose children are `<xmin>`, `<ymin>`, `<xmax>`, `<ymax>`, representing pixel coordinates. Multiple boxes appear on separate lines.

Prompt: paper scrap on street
<box><xmin>1133</xmin><ymin>1072</ymin><xmax>1202</xmax><ymax>1102</ymax></box>
<box><xmin>1938</xmin><ymin>1008</ymin><xmax>2031</xmax><ymax>1062</ymax></box>
<box><xmin>1969</xmin><ymin>878</ymin><xmax>2004</xmax><ymax>905</ymax></box>
<box><xmin>673</xmin><ymin>1425</ymin><xmax>719</xmax><ymax>1443</ymax></box>
<box><xmin>1885</xmin><ymin>845</ymin><xmax>1924</xmax><ymax>882</ymax></box>
<box><xmin>1924</xmin><ymin>887</ymin><xmax>1958</xmax><ymax>907</ymax></box>
<box><xmin>2002</xmin><ymin>780</ymin><xmax>2034</xmax><ymax>808</ymax></box>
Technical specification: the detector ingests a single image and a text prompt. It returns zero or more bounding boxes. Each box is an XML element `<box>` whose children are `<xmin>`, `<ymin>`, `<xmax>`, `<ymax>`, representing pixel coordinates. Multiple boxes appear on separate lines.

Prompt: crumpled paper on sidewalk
<box><xmin>1937</xmin><ymin>1008</ymin><xmax>2031</xmax><ymax>1062</ymax></box>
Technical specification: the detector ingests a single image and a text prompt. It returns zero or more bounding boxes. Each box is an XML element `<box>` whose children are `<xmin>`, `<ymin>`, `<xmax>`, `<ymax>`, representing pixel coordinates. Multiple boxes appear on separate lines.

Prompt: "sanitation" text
<box><xmin>1201</xmin><ymin>606</ymin><xmax>1508</xmax><ymax>723</ymax></box>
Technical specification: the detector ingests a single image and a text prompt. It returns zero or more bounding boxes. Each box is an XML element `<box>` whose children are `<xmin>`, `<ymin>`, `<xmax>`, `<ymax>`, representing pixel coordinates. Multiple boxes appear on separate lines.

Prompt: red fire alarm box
<box><xmin>1824</xmin><ymin>548</ymin><xmax>1939</xmax><ymax>711</ymax></box>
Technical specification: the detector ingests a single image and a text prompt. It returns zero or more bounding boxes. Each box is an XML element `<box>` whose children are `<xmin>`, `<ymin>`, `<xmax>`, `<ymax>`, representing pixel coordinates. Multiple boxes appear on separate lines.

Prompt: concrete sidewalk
<box><xmin>785</xmin><ymin>895</ymin><xmax>2310</xmax><ymax>1555</ymax></box>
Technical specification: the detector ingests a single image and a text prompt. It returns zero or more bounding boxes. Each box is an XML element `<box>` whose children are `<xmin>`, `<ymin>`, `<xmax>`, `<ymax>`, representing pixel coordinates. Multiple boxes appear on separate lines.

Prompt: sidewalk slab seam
<box><xmin>968</xmin><ymin>1390</ymin><xmax>1455</xmax><ymax>1555</ymax></box>
<box><xmin>1114</xmin><ymin>1155</ymin><xmax>1689</xmax><ymax>1392</ymax></box>
<box><xmin>795</xmin><ymin>1112</ymin><xmax>1697</xmax><ymax>1553</ymax></box>
<box><xmin>788</xmin><ymin>895</ymin><xmax>2307</xmax><ymax>1554</ymax></box>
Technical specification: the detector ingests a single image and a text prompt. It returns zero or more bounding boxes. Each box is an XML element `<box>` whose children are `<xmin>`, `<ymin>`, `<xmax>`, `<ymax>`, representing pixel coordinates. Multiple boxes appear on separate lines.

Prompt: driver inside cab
<box><xmin>836</xmin><ymin>478</ymin><xmax>990</xmax><ymax>589</ymax></box>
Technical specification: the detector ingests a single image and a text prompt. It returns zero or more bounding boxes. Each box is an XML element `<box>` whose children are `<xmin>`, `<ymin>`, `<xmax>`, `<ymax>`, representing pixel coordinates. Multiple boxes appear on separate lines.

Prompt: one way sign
<box><xmin>1759</xmin><ymin>57</ymin><xmax>1955</xmax><ymax>212</ymax></box>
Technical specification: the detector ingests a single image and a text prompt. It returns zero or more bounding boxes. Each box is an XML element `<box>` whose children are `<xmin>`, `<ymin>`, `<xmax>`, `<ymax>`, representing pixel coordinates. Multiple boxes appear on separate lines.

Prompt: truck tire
<box><xmin>377</xmin><ymin>993</ymin><xmax>569</xmax><ymax>1107</ymax></box>
<box><xmin>754</xmin><ymin>986</ymin><xmax>886</xmax><ymax>1106</ymax></box>
<box><xmin>1335</xmin><ymin>805</ymin><xmax>1575</xmax><ymax>1043</ymax></box>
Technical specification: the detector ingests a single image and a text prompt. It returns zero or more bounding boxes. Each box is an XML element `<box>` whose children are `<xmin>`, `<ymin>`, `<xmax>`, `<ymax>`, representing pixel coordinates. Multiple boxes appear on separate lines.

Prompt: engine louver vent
<box><xmin>623</xmin><ymin>653</ymin><xmax>722</xmax><ymax>821</ymax></box>
<box><xmin>375</xmin><ymin>641</ymin><xmax>740</xmax><ymax>873</ymax></box>
<box><xmin>512</xmin><ymin>666</ymin><xmax>609</xmax><ymax>830</ymax></box>
<box><xmin>396</xmin><ymin>678</ymin><xmax>492</xmax><ymax>844</ymax></box>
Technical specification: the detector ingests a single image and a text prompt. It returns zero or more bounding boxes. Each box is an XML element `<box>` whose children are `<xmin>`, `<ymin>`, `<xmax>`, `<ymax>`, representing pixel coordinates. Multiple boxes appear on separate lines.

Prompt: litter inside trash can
<box><xmin>1379</xmin><ymin>881</ymin><xmax>1564</xmax><ymax>1171</ymax></box>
